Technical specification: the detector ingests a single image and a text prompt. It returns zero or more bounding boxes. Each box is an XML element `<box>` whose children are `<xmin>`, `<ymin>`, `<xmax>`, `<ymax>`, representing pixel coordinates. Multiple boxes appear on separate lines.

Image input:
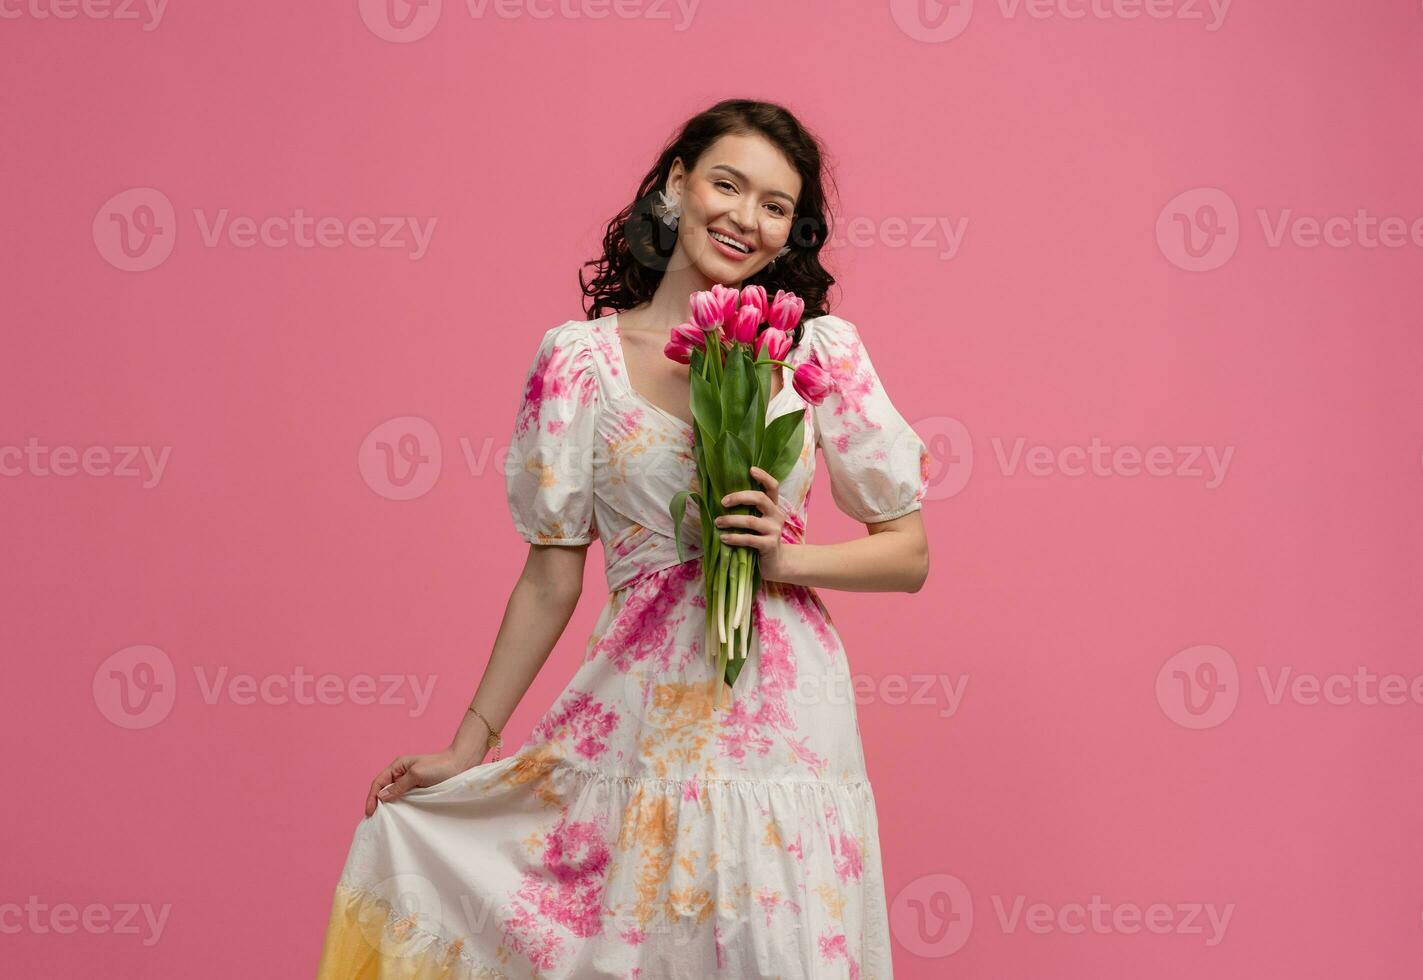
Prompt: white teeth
<box><xmin>710</xmin><ymin>231</ymin><xmax>750</xmax><ymax>253</ymax></box>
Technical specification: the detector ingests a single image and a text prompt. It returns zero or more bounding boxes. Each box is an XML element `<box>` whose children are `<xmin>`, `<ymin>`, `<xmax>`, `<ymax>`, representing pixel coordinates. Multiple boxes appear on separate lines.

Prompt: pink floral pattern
<box><xmin>317</xmin><ymin>313</ymin><xmax>929</xmax><ymax>980</ymax></box>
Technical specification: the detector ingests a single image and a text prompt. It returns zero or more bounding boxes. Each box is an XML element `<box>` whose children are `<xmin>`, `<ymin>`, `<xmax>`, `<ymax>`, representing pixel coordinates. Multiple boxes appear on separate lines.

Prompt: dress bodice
<box><xmin>506</xmin><ymin>311</ymin><xmax>930</xmax><ymax>593</ymax></box>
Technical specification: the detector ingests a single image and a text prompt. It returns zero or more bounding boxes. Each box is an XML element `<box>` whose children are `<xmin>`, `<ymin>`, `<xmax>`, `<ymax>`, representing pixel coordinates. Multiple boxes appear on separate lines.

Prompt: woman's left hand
<box><xmin>716</xmin><ymin>466</ymin><xmax>795</xmax><ymax>583</ymax></box>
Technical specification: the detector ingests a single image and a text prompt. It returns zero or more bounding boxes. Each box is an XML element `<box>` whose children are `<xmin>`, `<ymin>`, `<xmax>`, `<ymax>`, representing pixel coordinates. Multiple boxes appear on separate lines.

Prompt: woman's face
<box><xmin>666</xmin><ymin>132</ymin><xmax>802</xmax><ymax>285</ymax></box>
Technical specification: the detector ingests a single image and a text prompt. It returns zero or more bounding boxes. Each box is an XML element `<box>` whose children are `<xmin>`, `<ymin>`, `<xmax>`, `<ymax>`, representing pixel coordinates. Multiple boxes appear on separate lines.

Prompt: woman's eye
<box><xmin>715</xmin><ymin>180</ymin><xmax>736</xmax><ymax>193</ymax></box>
<box><xmin>767</xmin><ymin>204</ymin><xmax>786</xmax><ymax>216</ymax></box>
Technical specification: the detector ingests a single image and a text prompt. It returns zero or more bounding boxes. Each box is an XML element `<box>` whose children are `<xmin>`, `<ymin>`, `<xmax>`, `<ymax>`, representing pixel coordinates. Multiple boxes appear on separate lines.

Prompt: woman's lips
<box><xmin>707</xmin><ymin>228</ymin><xmax>752</xmax><ymax>261</ymax></box>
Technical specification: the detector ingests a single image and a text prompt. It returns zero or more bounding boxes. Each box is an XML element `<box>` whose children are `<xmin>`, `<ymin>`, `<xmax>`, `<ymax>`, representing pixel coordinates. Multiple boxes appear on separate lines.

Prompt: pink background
<box><xmin>4</xmin><ymin>1</ymin><xmax>1421</xmax><ymax>977</ymax></box>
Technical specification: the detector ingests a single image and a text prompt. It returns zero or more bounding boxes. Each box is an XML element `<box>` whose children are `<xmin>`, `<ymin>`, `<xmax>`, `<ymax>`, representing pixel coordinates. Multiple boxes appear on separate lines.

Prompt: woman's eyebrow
<box><xmin>708</xmin><ymin>164</ymin><xmax>796</xmax><ymax>206</ymax></box>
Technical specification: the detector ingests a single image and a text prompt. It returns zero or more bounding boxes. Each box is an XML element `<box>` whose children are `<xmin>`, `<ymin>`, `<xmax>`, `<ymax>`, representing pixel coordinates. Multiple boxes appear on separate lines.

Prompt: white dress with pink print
<box><xmin>315</xmin><ymin>310</ymin><xmax>930</xmax><ymax>980</ymax></box>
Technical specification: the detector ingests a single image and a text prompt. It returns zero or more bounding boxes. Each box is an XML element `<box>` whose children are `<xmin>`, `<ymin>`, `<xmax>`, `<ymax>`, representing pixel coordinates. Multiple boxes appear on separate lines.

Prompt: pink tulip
<box><xmin>792</xmin><ymin>361</ymin><xmax>835</xmax><ymax>405</ymax></box>
<box><xmin>665</xmin><ymin>338</ymin><xmax>693</xmax><ymax>364</ymax></box>
<box><xmin>710</xmin><ymin>283</ymin><xmax>740</xmax><ymax>324</ymax></box>
<box><xmin>767</xmin><ymin>290</ymin><xmax>805</xmax><ymax>334</ymax></box>
<box><xmin>755</xmin><ymin>326</ymin><xmax>791</xmax><ymax>361</ymax></box>
<box><xmin>725</xmin><ymin>305</ymin><xmax>760</xmax><ymax>345</ymax></box>
<box><xmin>738</xmin><ymin>284</ymin><xmax>769</xmax><ymax>325</ymax></box>
<box><xmin>664</xmin><ymin>321</ymin><xmax>703</xmax><ymax>363</ymax></box>
<box><xmin>672</xmin><ymin>321</ymin><xmax>703</xmax><ymax>349</ymax></box>
<box><xmin>688</xmin><ymin>290</ymin><xmax>724</xmax><ymax>331</ymax></box>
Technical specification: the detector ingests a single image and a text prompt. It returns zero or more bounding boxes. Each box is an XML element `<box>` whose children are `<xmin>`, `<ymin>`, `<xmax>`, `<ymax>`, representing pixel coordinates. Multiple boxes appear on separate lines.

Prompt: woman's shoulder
<box><xmin>799</xmin><ymin>312</ymin><xmax>863</xmax><ymax>360</ymax></box>
<box><xmin>530</xmin><ymin>313</ymin><xmax>616</xmax><ymax>363</ymax></box>
<box><xmin>538</xmin><ymin>314</ymin><xmax>598</xmax><ymax>349</ymax></box>
<box><xmin>520</xmin><ymin>314</ymin><xmax>620</xmax><ymax>402</ymax></box>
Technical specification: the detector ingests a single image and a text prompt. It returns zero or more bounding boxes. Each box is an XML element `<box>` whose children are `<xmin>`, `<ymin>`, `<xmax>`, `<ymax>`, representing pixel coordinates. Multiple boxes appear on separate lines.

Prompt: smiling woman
<box><xmin>314</xmin><ymin>99</ymin><xmax>928</xmax><ymax>980</ymax></box>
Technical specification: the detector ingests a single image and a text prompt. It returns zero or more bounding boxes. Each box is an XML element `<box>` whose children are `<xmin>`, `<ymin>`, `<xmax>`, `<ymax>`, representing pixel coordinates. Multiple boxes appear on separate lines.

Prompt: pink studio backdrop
<box><xmin>3</xmin><ymin>2</ymin><xmax>1421</xmax><ymax>977</ymax></box>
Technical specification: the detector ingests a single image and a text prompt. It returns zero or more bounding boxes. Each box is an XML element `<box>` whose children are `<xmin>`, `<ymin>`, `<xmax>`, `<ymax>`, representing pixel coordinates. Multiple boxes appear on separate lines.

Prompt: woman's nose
<box><xmin>730</xmin><ymin>203</ymin><xmax>757</xmax><ymax>237</ymax></box>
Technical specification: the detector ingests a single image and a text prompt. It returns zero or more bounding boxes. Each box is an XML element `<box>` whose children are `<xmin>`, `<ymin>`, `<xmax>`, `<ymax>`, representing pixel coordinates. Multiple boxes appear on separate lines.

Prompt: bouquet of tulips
<box><xmin>664</xmin><ymin>283</ymin><xmax>835</xmax><ymax>710</ymax></box>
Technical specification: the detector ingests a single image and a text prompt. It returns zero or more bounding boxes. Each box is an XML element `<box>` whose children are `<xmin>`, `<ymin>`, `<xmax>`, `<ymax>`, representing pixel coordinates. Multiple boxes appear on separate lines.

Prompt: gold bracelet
<box><xmin>467</xmin><ymin>703</ymin><xmax>503</xmax><ymax>761</ymax></box>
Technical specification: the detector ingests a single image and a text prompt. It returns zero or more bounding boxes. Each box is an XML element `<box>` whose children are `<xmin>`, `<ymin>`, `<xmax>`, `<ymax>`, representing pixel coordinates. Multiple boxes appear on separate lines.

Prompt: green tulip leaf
<box><xmin>759</xmin><ymin>410</ymin><xmax>806</xmax><ymax>484</ymax></box>
<box><xmin>690</xmin><ymin>366</ymin><xmax>721</xmax><ymax>438</ymax></box>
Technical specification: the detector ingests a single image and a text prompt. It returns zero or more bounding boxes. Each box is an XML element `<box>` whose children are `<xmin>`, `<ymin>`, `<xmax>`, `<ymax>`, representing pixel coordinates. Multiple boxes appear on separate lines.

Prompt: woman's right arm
<box><xmin>363</xmin><ymin>543</ymin><xmax>587</xmax><ymax>816</ymax></box>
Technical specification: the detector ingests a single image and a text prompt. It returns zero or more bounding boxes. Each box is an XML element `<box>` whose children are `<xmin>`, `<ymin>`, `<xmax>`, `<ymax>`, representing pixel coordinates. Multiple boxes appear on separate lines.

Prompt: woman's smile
<box><xmin>707</xmin><ymin>226</ymin><xmax>754</xmax><ymax>260</ymax></box>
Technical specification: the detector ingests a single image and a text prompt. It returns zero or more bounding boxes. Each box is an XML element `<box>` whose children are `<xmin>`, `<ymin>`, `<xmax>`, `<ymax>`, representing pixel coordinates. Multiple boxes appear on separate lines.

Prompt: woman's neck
<box><xmin>624</xmin><ymin>267</ymin><xmax>741</xmax><ymax>333</ymax></box>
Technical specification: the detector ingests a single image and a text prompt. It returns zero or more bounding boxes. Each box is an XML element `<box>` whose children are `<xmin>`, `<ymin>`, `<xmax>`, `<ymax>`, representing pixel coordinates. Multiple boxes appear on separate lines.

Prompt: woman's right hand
<box><xmin>364</xmin><ymin>748</ymin><xmax>477</xmax><ymax>817</ymax></box>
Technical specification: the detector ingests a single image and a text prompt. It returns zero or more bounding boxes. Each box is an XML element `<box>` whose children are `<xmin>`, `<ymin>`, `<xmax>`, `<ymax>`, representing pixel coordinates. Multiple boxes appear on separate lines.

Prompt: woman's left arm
<box><xmin>717</xmin><ymin>466</ymin><xmax>930</xmax><ymax>594</ymax></box>
<box><xmin>775</xmin><ymin>511</ymin><xmax>928</xmax><ymax>593</ymax></box>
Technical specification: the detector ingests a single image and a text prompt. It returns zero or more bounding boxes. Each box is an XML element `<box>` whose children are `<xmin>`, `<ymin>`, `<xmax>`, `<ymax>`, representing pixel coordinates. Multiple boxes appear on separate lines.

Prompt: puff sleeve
<box><xmin>809</xmin><ymin>314</ymin><xmax>931</xmax><ymax>524</ymax></box>
<box><xmin>505</xmin><ymin>322</ymin><xmax>600</xmax><ymax>545</ymax></box>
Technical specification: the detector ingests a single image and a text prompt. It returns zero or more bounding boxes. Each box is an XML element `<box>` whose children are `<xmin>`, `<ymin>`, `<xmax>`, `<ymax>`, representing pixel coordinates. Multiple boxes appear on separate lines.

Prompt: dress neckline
<box><xmin>607</xmin><ymin>311</ymin><xmax>797</xmax><ymax>435</ymax></box>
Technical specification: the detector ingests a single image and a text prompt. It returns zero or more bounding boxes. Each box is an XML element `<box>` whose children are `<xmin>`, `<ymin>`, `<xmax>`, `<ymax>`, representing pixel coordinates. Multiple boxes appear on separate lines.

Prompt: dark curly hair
<box><xmin>580</xmin><ymin>99</ymin><xmax>839</xmax><ymax>327</ymax></box>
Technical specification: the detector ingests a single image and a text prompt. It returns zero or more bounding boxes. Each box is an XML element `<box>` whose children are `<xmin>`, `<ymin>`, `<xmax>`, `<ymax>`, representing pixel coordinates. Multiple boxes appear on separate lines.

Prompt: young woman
<box><xmin>316</xmin><ymin>98</ymin><xmax>930</xmax><ymax>979</ymax></box>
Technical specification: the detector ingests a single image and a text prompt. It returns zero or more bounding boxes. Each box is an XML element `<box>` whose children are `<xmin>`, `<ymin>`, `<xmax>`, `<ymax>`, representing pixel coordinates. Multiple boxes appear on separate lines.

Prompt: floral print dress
<box><xmin>315</xmin><ymin>311</ymin><xmax>931</xmax><ymax>979</ymax></box>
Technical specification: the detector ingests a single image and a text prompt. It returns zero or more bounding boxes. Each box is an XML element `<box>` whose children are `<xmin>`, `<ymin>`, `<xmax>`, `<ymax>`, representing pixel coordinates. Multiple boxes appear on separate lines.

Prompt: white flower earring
<box><xmin>652</xmin><ymin>190</ymin><xmax>681</xmax><ymax>230</ymax></box>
